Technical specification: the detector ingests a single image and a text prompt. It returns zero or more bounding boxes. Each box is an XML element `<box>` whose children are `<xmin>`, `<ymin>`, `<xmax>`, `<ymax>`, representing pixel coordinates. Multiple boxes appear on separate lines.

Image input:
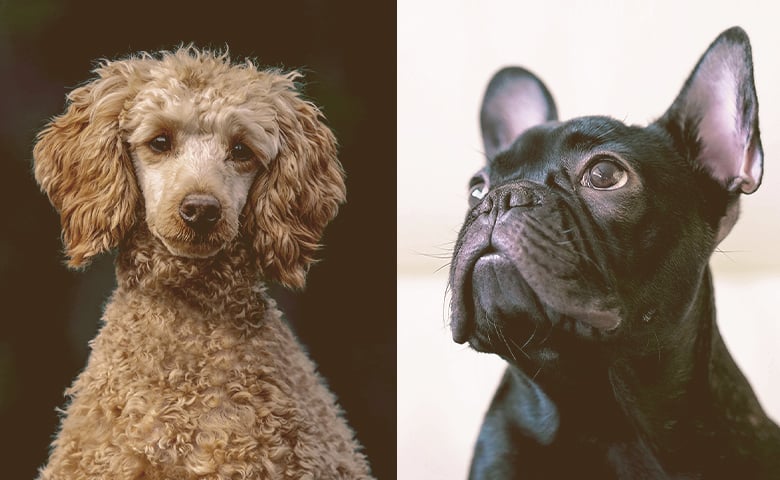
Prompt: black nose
<box><xmin>477</xmin><ymin>185</ymin><xmax>539</xmax><ymax>216</ymax></box>
<box><xmin>179</xmin><ymin>194</ymin><xmax>221</xmax><ymax>234</ymax></box>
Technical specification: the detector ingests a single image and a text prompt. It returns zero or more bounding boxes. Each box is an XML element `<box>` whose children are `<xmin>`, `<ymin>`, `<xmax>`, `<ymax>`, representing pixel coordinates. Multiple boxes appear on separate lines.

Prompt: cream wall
<box><xmin>398</xmin><ymin>1</ymin><xmax>780</xmax><ymax>478</ymax></box>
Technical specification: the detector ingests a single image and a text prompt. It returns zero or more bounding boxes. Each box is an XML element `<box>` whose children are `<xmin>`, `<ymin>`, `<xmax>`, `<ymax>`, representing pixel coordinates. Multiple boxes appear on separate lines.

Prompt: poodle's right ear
<box><xmin>33</xmin><ymin>60</ymin><xmax>140</xmax><ymax>268</ymax></box>
<box><xmin>243</xmin><ymin>72</ymin><xmax>346</xmax><ymax>290</ymax></box>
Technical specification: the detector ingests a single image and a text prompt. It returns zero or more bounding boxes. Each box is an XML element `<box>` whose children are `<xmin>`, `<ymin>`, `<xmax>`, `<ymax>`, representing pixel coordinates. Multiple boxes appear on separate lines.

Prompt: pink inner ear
<box><xmin>480</xmin><ymin>68</ymin><xmax>557</xmax><ymax>160</ymax></box>
<box><xmin>485</xmin><ymin>79</ymin><xmax>552</xmax><ymax>143</ymax></box>
<box><xmin>683</xmin><ymin>42</ymin><xmax>762</xmax><ymax>194</ymax></box>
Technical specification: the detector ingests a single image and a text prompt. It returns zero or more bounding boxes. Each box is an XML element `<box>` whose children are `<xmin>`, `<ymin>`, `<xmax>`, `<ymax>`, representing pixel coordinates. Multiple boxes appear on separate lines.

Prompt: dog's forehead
<box><xmin>134</xmin><ymin>75</ymin><xmax>258</xmax><ymax>122</ymax></box>
<box><xmin>123</xmin><ymin>62</ymin><xmax>282</xmax><ymax>160</ymax></box>
<box><xmin>488</xmin><ymin>116</ymin><xmax>645</xmax><ymax>183</ymax></box>
<box><xmin>127</xmin><ymin>57</ymin><xmax>282</xmax><ymax>122</ymax></box>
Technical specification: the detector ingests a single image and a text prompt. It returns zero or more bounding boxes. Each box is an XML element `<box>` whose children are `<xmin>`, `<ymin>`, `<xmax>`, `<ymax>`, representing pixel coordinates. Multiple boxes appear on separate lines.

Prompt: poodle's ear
<box><xmin>245</xmin><ymin>76</ymin><xmax>346</xmax><ymax>289</ymax></box>
<box><xmin>33</xmin><ymin>60</ymin><xmax>140</xmax><ymax>268</ymax></box>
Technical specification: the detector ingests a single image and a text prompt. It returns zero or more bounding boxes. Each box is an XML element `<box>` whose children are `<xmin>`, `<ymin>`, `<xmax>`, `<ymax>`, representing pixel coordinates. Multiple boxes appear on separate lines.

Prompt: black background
<box><xmin>0</xmin><ymin>1</ymin><xmax>396</xmax><ymax>478</ymax></box>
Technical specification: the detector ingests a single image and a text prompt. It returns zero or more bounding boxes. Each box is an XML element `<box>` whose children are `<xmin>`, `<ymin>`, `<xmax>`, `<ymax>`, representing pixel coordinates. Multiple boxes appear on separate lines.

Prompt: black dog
<box><xmin>449</xmin><ymin>27</ymin><xmax>780</xmax><ymax>479</ymax></box>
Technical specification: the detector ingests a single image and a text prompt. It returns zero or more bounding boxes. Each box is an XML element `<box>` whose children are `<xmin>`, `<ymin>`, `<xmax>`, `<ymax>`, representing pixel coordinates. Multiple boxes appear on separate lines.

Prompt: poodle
<box><xmin>32</xmin><ymin>47</ymin><xmax>372</xmax><ymax>479</ymax></box>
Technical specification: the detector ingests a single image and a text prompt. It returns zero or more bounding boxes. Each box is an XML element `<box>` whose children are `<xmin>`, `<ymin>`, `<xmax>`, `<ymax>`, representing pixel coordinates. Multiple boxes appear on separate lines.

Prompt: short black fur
<box><xmin>450</xmin><ymin>27</ymin><xmax>780</xmax><ymax>479</ymax></box>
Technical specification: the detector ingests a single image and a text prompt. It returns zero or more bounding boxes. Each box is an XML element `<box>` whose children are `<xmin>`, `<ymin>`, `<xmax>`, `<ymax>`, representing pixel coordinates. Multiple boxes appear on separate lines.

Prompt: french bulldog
<box><xmin>449</xmin><ymin>26</ymin><xmax>780</xmax><ymax>479</ymax></box>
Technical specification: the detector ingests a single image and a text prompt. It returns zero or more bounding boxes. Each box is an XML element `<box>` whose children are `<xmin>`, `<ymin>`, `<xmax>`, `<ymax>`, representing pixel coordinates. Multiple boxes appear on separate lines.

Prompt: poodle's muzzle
<box><xmin>131</xmin><ymin>134</ymin><xmax>259</xmax><ymax>260</ymax></box>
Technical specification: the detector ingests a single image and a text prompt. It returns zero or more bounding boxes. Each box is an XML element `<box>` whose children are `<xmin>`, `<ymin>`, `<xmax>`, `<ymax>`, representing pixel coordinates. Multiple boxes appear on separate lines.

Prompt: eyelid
<box><xmin>578</xmin><ymin>152</ymin><xmax>631</xmax><ymax>177</ymax></box>
<box><xmin>469</xmin><ymin>169</ymin><xmax>489</xmax><ymax>188</ymax></box>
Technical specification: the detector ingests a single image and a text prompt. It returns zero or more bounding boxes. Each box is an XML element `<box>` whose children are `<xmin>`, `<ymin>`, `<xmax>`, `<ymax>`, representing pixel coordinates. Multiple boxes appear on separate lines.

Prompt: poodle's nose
<box><xmin>179</xmin><ymin>194</ymin><xmax>221</xmax><ymax>234</ymax></box>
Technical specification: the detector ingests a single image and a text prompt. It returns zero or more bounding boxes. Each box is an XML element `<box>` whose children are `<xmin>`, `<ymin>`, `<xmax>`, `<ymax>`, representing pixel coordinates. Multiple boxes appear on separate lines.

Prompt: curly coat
<box><xmin>33</xmin><ymin>48</ymin><xmax>371</xmax><ymax>479</ymax></box>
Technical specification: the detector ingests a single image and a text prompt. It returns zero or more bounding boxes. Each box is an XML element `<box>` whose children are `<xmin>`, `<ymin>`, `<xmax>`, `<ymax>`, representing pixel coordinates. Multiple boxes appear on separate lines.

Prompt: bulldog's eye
<box><xmin>149</xmin><ymin>134</ymin><xmax>171</xmax><ymax>153</ymax></box>
<box><xmin>470</xmin><ymin>183</ymin><xmax>487</xmax><ymax>200</ymax></box>
<box><xmin>229</xmin><ymin>142</ymin><xmax>255</xmax><ymax>162</ymax></box>
<box><xmin>468</xmin><ymin>181</ymin><xmax>488</xmax><ymax>207</ymax></box>
<box><xmin>582</xmin><ymin>159</ymin><xmax>628</xmax><ymax>190</ymax></box>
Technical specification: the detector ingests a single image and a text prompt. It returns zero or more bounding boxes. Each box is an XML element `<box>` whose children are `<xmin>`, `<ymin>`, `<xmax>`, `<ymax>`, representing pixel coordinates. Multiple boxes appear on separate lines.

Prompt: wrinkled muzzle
<box><xmin>449</xmin><ymin>183</ymin><xmax>622</xmax><ymax>351</ymax></box>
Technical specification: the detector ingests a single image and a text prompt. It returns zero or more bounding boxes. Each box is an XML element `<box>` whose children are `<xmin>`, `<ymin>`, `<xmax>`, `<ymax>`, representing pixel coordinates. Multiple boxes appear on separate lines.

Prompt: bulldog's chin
<box><xmin>460</xmin><ymin>253</ymin><xmax>620</xmax><ymax>355</ymax></box>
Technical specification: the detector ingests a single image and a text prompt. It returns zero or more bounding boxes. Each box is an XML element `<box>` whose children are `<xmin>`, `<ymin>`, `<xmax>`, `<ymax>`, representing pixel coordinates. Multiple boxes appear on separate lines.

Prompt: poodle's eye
<box><xmin>230</xmin><ymin>142</ymin><xmax>254</xmax><ymax>162</ymax></box>
<box><xmin>149</xmin><ymin>134</ymin><xmax>171</xmax><ymax>153</ymax></box>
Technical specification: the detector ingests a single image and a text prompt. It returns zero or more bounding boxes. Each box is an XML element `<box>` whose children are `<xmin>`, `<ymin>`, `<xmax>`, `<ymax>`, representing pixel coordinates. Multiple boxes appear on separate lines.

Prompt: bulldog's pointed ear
<box><xmin>480</xmin><ymin>67</ymin><xmax>558</xmax><ymax>161</ymax></box>
<box><xmin>659</xmin><ymin>27</ymin><xmax>762</xmax><ymax>194</ymax></box>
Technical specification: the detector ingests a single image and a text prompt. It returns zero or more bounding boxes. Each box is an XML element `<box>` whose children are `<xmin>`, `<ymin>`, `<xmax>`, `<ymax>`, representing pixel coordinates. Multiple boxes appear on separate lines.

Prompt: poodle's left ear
<box><xmin>33</xmin><ymin>60</ymin><xmax>140</xmax><ymax>268</ymax></box>
<box><xmin>245</xmin><ymin>76</ymin><xmax>346</xmax><ymax>289</ymax></box>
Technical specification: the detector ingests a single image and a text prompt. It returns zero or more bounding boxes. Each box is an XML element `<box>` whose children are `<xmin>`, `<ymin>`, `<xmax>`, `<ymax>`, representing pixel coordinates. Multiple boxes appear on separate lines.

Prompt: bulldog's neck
<box><xmin>521</xmin><ymin>268</ymin><xmax>778</xmax><ymax>470</ymax></box>
<box><xmin>612</xmin><ymin>269</ymin><xmax>779</xmax><ymax>470</ymax></box>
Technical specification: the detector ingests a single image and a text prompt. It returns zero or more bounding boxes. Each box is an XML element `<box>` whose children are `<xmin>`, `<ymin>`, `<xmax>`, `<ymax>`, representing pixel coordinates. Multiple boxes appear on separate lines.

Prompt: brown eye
<box><xmin>582</xmin><ymin>159</ymin><xmax>628</xmax><ymax>190</ymax></box>
<box><xmin>149</xmin><ymin>134</ymin><xmax>171</xmax><ymax>153</ymax></box>
<box><xmin>230</xmin><ymin>142</ymin><xmax>254</xmax><ymax>162</ymax></box>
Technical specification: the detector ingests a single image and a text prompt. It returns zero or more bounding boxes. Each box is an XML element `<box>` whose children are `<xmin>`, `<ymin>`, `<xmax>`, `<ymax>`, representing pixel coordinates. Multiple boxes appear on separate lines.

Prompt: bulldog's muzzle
<box><xmin>449</xmin><ymin>182</ymin><xmax>622</xmax><ymax>350</ymax></box>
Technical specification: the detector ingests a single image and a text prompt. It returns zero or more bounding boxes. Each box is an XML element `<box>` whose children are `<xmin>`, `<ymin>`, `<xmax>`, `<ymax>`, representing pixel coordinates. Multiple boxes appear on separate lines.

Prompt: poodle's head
<box><xmin>33</xmin><ymin>48</ymin><xmax>345</xmax><ymax>289</ymax></box>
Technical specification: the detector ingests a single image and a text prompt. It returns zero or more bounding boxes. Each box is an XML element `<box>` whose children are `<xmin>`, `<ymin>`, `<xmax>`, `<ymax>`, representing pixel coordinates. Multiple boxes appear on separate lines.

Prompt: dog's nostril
<box><xmin>487</xmin><ymin>188</ymin><xmax>537</xmax><ymax>214</ymax></box>
<box><xmin>179</xmin><ymin>194</ymin><xmax>221</xmax><ymax>233</ymax></box>
<box><xmin>509</xmin><ymin>189</ymin><xmax>536</xmax><ymax>208</ymax></box>
<box><xmin>499</xmin><ymin>191</ymin><xmax>512</xmax><ymax>211</ymax></box>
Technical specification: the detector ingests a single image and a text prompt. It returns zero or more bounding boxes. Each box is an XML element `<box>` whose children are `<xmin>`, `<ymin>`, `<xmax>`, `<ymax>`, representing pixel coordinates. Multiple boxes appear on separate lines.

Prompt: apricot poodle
<box><xmin>33</xmin><ymin>47</ymin><xmax>372</xmax><ymax>479</ymax></box>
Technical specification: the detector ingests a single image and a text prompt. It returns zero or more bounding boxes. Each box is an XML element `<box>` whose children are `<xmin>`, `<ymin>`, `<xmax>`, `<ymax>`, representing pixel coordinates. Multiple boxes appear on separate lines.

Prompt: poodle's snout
<box><xmin>179</xmin><ymin>193</ymin><xmax>221</xmax><ymax>234</ymax></box>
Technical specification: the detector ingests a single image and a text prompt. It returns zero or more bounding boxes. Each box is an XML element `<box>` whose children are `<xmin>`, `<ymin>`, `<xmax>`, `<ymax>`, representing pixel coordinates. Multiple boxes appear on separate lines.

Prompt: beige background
<box><xmin>397</xmin><ymin>1</ymin><xmax>780</xmax><ymax>478</ymax></box>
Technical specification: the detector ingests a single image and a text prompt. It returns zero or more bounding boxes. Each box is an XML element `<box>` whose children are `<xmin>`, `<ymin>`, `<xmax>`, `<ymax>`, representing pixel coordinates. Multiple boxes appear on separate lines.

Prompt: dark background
<box><xmin>0</xmin><ymin>1</ymin><xmax>395</xmax><ymax>478</ymax></box>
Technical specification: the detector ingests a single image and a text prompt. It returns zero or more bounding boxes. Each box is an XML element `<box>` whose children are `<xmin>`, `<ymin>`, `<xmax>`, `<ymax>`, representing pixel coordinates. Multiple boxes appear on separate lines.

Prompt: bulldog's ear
<box><xmin>480</xmin><ymin>67</ymin><xmax>558</xmax><ymax>161</ymax></box>
<box><xmin>659</xmin><ymin>26</ymin><xmax>762</xmax><ymax>195</ymax></box>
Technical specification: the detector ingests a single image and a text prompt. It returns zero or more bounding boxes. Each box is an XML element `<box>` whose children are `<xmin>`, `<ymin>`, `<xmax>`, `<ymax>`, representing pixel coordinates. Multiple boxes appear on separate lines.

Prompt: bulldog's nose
<box><xmin>179</xmin><ymin>194</ymin><xmax>221</xmax><ymax>234</ymax></box>
<box><xmin>481</xmin><ymin>186</ymin><xmax>539</xmax><ymax>215</ymax></box>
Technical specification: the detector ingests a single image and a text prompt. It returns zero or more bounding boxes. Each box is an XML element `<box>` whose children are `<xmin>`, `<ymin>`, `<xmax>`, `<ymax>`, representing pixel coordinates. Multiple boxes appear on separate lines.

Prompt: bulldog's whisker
<box><xmin>508</xmin><ymin>336</ymin><xmax>532</xmax><ymax>361</ymax></box>
<box><xmin>522</xmin><ymin>223</ymin><xmax>579</xmax><ymax>270</ymax></box>
<box><xmin>713</xmin><ymin>247</ymin><xmax>739</xmax><ymax>263</ymax></box>
<box><xmin>442</xmin><ymin>286</ymin><xmax>451</xmax><ymax>329</ymax></box>
<box><xmin>520</xmin><ymin>323</ymin><xmax>538</xmax><ymax>351</ymax></box>
<box><xmin>525</xmin><ymin>216</ymin><xmax>612</xmax><ymax>281</ymax></box>
<box><xmin>433</xmin><ymin>262</ymin><xmax>452</xmax><ymax>274</ymax></box>
<box><xmin>497</xmin><ymin>325</ymin><xmax>519</xmax><ymax>363</ymax></box>
<box><xmin>485</xmin><ymin>316</ymin><xmax>526</xmax><ymax>363</ymax></box>
<box><xmin>421</xmin><ymin>253</ymin><xmax>455</xmax><ymax>260</ymax></box>
<box><xmin>413</xmin><ymin>242</ymin><xmax>457</xmax><ymax>264</ymax></box>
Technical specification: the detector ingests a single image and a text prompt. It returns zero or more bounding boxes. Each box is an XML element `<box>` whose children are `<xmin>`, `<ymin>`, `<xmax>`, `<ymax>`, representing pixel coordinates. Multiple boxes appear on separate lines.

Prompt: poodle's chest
<box><xmin>100</xmin><ymin>288</ymin><xmax>295</xmax><ymax>378</ymax></box>
<box><xmin>88</xmin><ymin>293</ymin><xmax>318</xmax><ymax>474</ymax></box>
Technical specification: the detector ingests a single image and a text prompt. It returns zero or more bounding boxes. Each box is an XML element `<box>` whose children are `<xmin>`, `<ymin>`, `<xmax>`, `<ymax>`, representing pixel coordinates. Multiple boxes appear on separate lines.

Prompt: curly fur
<box><xmin>33</xmin><ymin>47</ymin><xmax>370</xmax><ymax>479</ymax></box>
